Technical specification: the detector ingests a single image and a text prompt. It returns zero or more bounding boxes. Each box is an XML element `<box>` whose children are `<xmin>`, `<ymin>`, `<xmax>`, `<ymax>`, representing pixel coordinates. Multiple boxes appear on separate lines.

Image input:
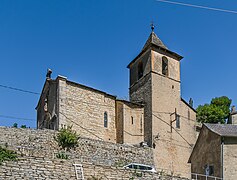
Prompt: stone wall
<box><xmin>0</xmin><ymin>127</ymin><xmax>153</xmax><ymax>167</ymax></box>
<box><xmin>189</xmin><ymin>125</ymin><xmax>221</xmax><ymax>178</ymax></box>
<box><xmin>0</xmin><ymin>157</ymin><xmax>188</xmax><ymax>180</ymax></box>
<box><xmin>223</xmin><ymin>137</ymin><xmax>237</xmax><ymax>180</ymax></box>
<box><xmin>128</xmin><ymin>47</ymin><xmax>197</xmax><ymax>178</ymax></box>
<box><xmin>58</xmin><ymin>76</ymin><xmax>117</xmax><ymax>143</ymax></box>
<box><xmin>116</xmin><ymin>100</ymin><xmax>144</xmax><ymax>145</ymax></box>
<box><xmin>36</xmin><ymin>79</ymin><xmax>58</xmax><ymax>130</ymax></box>
<box><xmin>0</xmin><ymin>127</ymin><xmax>190</xmax><ymax>179</ymax></box>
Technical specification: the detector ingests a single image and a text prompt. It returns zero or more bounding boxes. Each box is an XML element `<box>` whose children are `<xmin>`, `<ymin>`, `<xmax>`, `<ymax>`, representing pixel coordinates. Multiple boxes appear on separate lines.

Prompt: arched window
<box><xmin>162</xmin><ymin>56</ymin><xmax>168</xmax><ymax>76</ymax></box>
<box><xmin>104</xmin><ymin>112</ymin><xmax>108</xmax><ymax>128</ymax></box>
<box><xmin>138</xmin><ymin>61</ymin><xmax>143</xmax><ymax>79</ymax></box>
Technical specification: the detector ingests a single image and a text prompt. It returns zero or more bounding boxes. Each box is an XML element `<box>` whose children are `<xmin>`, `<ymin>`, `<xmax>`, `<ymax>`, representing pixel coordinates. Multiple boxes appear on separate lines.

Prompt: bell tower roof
<box><xmin>142</xmin><ymin>31</ymin><xmax>168</xmax><ymax>51</ymax></box>
<box><xmin>127</xmin><ymin>30</ymin><xmax>183</xmax><ymax>68</ymax></box>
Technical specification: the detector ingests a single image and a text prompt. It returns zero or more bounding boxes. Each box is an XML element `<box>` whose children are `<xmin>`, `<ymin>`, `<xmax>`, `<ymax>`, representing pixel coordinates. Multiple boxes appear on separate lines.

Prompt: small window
<box><xmin>104</xmin><ymin>112</ymin><xmax>108</xmax><ymax>128</ymax></box>
<box><xmin>138</xmin><ymin>62</ymin><xmax>143</xmax><ymax>79</ymax></box>
<box><xmin>176</xmin><ymin>114</ymin><xmax>180</xmax><ymax>129</ymax></box>
<box><xmin>131</xmin><ymin>116</ymin><xmax>134</xmax><ymax>125</ymax></box>
<box><xmin>162</xmin><ymin>56</ymin><xmax>168</xmax><ymax>76</ymax></box>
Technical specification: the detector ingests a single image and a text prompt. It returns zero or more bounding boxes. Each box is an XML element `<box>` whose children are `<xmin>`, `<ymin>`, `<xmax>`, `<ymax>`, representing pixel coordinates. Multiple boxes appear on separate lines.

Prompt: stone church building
<box><xmin>36</xmin><ymin>29</ymin><xmax>197</xmax><ymax>176</ymax></box>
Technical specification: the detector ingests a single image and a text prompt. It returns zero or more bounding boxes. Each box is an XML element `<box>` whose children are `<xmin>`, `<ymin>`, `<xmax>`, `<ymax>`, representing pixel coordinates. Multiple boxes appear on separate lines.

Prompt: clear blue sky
<box><xmin>0</xmin><ymin>0</ymin><xmax>236</xmax><ymax>128</ymax></box>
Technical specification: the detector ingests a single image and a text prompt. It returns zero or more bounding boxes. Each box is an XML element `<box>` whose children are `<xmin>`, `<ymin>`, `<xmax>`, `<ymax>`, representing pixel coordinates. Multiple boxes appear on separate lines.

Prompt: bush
<box><xmin>88</xmin><ymin>176</ymin><xmax>102</xmax><ymax>180</ymax></box>
<box><xmin>12</xmin><ymin>123</ymin><xmax>18</xmax><ymax>128</ymax></box>
<box><xmin>20</xmin><ymin>125</ymin><xmax>27</xmax><ymax>128</ymax></box>
<box><xmin>0</xmin><ymin>146</ymin><xmax>17</xmax><ymax>164</ymax></box>
<box><xmin>55</xmin><ymin>152</ymin><xmax>69</xmax><ymax>159</ymax></box>
<box><xmin>54</xmin><ymin>126</ymin><xmax>79</xmax><ymax>151</ymax></box>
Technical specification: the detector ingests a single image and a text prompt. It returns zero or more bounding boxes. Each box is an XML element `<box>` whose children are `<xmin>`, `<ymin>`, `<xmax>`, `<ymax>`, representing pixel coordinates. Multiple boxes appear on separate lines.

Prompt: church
<box><xmin>36</xmin><ymin>27</ymin><xmax>197</xmax><ymax>176</ymax></box>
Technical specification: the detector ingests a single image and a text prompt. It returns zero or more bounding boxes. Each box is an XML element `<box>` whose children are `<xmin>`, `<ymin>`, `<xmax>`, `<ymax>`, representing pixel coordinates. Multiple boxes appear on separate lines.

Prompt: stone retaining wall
<box><xmin>0</xmin><ymin>157</ymin><xmax>188</xmax><ymax>180</ymax></box>
<box><xmin>0</xmin><ymin>127</ymin><xmax>188</xmax><ymax>179</ymax></box>
<box><xmin>0</xmin><ymin>126</ymin><xmax>153</xmax><ymax>167</ymax></box>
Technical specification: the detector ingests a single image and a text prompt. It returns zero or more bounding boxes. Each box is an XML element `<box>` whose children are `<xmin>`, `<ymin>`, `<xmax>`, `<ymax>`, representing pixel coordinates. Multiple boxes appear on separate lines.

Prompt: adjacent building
<box><xmin>188</xmin><ymin>123</ymin><xmax>237</xmax><ymax>180</ymax></box>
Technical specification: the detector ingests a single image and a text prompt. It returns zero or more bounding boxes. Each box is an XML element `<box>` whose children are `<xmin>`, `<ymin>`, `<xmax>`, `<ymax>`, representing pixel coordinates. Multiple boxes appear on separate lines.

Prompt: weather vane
<box><xmin>150</xmin><ymin>21</ymin><xmax>155</xmax><ymax>32</ymax></box>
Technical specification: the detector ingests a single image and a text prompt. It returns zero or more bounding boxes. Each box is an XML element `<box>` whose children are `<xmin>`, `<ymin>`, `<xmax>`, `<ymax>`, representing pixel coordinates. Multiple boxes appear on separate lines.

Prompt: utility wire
<box><xmin>0</xmin><ymin>84</ymin><xmax>40</xmax><ymax>95</ymax></box>
<box><xmin>0</xmin><ymin>114</ymin><xmax>36</xmax><ymax>121</ymax></box>
<box><xmin>156</xmin><ymin>0</ymin><xmax>237</xmax><ymax>14</ymax></box>
<box><xmin>152</xmin><ymin>113</ymin><xmax>192</xmax><ymax>147</ymax></box>
<box><xmin>59</xmin><ymin>111</ymin><xmax>103</xmax><ymax>141</ymax></box>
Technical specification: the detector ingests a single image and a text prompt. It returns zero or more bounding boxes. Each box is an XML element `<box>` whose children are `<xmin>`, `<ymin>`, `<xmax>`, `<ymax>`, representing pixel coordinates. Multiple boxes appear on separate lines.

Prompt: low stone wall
<box><xmin>0</xmin><ymin>157</ymin><xmax>188</xmax><ymax>180</ymax></box>
<box><xmin>0</xmin><ymin>126</ymin><xmax>153</xmax><ymax>167</ymax></box>
<box><xmin>0</xmin><ymin>127</ymin><xmax>189</xmax><ymax>179</ymax></box>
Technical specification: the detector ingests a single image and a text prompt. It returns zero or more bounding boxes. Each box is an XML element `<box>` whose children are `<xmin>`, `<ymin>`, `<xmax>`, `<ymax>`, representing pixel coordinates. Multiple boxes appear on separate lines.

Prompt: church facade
<box><xmin>36</xmin><ymin>29</ymin><xmax>197</xmax><ymax>176</ymax></box>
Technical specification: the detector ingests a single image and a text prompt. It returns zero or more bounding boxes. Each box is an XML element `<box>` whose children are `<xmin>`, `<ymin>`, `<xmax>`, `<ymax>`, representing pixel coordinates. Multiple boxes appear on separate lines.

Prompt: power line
<box><xmin>153</xmin><ymin>110</ymin><xmax>197</xmax><ymax>122</ymax></box>
<box><xmin>0</xmin><ymin>84</ymin><xmax>40</xmax><ymax>95</ymax></box>
<box><xmin>152</xmin><ymin>113</ymin><xmax>192</xmax><ymax>147</ymax></box>
<box><xmin>0</xmin><ymin>114</ymin><xmax>36</xmax><ymax>122</ymax></box>
<box><xmin>59</xmin><ymin>111</ymin><xmax>104</xmax><ymax>141</ymax></box>
<box><xmin>156</xmin><ymin>0</ymin><xmax>237</xmax><ymax>14</ymax></box>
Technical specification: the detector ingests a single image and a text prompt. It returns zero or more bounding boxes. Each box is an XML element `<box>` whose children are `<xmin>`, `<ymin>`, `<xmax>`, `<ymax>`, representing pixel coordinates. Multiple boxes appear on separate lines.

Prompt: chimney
<box><xmin>229</xmin><ymin>105</ymin><xmax>237</xmax><ymax>125</ymax></box>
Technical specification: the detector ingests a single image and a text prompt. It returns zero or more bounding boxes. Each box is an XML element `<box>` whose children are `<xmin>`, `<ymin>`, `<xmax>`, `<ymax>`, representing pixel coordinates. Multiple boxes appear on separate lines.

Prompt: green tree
<box><xmin>12</xmin><ymin>123</ymin><xmax>18</xmax><ymax>128</ymax></box>
<box><xmin>54</xmin><ymin>126</ymin><xmax>79</xmax><ymax>151</ymax></box>
<box><xmin>196</xmin><ymin>96</ymin><xmax>232</xmax><ymax>124</ymax></box>
<box><xmin>20</xmin><ymin>125</ymin><xmax>27</xmax><ymax>128</ymax></box>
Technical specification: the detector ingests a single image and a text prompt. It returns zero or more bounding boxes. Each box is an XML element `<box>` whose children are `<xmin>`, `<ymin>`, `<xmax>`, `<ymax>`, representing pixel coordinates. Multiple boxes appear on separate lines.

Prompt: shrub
<box><xmin>12</xmin><ymin>123</ymin><xmax>18</xmax><ymax>128</ymax></box>
<box><xmin>55</xmin><ymin>152</ymin><xmax>69</xmax><ymax>159</ymax></box>
<box><xmin>54</xmin><ymin>126</ymin><xmax>79</xmax><ymax>151</ymax></box>
<box><xmin>88</xmin><ymin>176</ymin><xmax>102</xmax><ymax>180</ymax></box>
<box><xmin>0</xmin><ymin>146</ymin><xmax>17</xmax><ymax>165</ymax></box>
<box><xmin>20</xmin><ymin>125</ymin><xmax>27</xmax><ymax>128</ymax></box>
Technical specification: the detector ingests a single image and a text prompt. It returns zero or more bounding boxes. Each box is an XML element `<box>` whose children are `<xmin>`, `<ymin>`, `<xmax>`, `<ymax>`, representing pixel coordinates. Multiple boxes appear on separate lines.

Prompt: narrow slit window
<box><xmin>162</xmin><ymin>56</ymin><xmax>168</xmax><ymax>76</ymax></box>
<box><xmin>104</xmin><ymin>112</ymin><xmax>108</xmax><ymax>128</ymax></box>
<box><xmin>131</xmin><ymin>116</ymin><xmax>134</xmax><ymax>125</ymax></box>
<box><xmin>176</xmin><ymin>114</ymin><xmax>180</xmax><ymax>129</ymax></box>
<box><xmin>138</xmin><ymin>62</ymin><xmax>143</xmax><ymax>79</ymax></box>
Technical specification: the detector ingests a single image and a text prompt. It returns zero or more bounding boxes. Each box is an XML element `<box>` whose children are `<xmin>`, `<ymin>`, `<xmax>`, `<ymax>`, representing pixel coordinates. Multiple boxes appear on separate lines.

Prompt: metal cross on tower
<box><xmin>150</xmin><ymin>22</ymin><xmax>155</xmax><ymax>31</ymax></box>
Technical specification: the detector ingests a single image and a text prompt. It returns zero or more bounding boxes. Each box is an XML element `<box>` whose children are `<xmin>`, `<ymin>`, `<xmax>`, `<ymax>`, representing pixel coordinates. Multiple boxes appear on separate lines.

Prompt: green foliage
<box><xmin>12</xmin><ymin>123</ymin><xmax>18</xmax><ymax>128</ymax></box>
<box><xmin>0</xmin><ymin>146</ymin><xmax>17</xmax><ymax>165</ymax></box>
<box><xmin>87</xmin><ymin>176</ymin><xmax>102</xmax><ymax>180</ymax></box>
<box><xmin>20</xmin><ymin>125</ymin><xmax>27</xmax><ymax>128</ymax></box>
<box><xmin>55</xmin><ymin>152</ymin><xmax>69</xmax><ymax>159</ymax></box>
<box><xmin>54</xmin><ymin>126</ymin><xmax>79</xmax><ymax>151</ymax></box>
<box><xmin>197</xmin><ymin>96</ymin><xmax>232</xmax><ymax>124</ymax></box>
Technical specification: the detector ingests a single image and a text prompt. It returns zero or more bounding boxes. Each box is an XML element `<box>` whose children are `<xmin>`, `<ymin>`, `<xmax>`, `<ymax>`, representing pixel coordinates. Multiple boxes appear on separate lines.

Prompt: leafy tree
<box><xmin>20</xmin><ymin>125</ymin><xmax>27</xmax><ymax>128</ymax></box>
<box><xmin>196</xmin><ymin>96</ymin><xmax>231</xmax><ymax>124</ymax></box>
<box><xmin>54</xmin><ymin>126</ymin><xmax>79</xmax><ymax>151</ymax></box>
<box><xmin>12</xmin><ymin>123</ymin><xmax>18</xmax><ymax>128</ymax></box>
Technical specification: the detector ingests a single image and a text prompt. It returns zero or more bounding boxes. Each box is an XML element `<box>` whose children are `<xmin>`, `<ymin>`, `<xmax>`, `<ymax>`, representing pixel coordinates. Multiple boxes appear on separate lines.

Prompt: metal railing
<box><xmin>191</xmin><ymin>173</ymin><xmax>223</xmax><ymax>180</ymax></box>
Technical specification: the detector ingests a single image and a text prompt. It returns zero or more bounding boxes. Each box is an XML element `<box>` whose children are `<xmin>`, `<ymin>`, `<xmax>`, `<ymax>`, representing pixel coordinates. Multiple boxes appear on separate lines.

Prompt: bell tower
<box><xmin>127</xmin><ymin>26</ymin><xmax>197</xmax><ymax>176</ymax></box>
<box><xmin>127</xmin><ymin>27</ymin><xmax>183</xmax><ymax>146</ymax></box>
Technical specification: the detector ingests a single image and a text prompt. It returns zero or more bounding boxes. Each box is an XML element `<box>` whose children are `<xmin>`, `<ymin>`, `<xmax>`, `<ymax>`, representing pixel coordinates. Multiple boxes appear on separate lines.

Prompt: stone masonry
<box><xmin>128</xmin><ymin>32</ymin><xmax>197</xmax><ymax>177</ymax></box>
<box><xmin>0</xmin><ymin>127</ymin><xmax>190</xmax><ymax>179</ymax></box>
<box><xmin>36</xmin><ymin>29</ymin><xmax>198</xmax><ymax>178</ymax></box>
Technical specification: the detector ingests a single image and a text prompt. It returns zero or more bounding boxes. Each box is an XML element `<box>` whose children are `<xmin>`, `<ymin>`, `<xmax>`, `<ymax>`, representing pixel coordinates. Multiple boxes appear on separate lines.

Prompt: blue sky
<box><xmin>0</xmin><ymin>0</ymin><xmax>236</xmax><ymax>128</ymax></box>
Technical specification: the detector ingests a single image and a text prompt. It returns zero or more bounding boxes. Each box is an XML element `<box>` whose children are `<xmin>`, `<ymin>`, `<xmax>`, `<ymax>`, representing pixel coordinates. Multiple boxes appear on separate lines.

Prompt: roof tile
<box><xmin>205</xmin><ymin>123</ymin><xmax>237</xmax><ymax>137</ymax></box>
